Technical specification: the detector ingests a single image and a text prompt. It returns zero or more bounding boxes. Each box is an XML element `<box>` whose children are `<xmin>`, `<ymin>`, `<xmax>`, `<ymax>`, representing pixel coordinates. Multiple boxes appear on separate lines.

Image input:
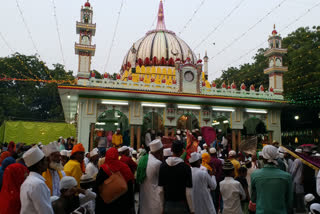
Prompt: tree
<box><xmin>0</xmin><ymin>53</ymin><xmax>74</xmax><ymax>124</ymax></box>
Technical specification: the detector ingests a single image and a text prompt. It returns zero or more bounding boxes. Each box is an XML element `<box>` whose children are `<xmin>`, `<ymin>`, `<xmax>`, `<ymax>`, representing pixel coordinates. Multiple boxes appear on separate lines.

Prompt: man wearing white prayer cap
<box><xmin>42</xmin><ymin>143</ymin><xmax>66</xmax><ymax>196</ymax></box>
<box><xmin>52</xmin><ymin>176</ymin><xmax>96</xmax><ymax>214</ymax></box>
<box><xmin>119</xmin><ymin>145</ymin><xmax>137</xmax><ymax>174</ymax></box>
<box><xmin>228</xmin><ymin>150</ymin><xmax>240</xmax><ymax>177</ymax></box>
<box><xmin>85</xmin><ymin>148</ymin><xmax>99</xmax><ymax>179</ymax></box>
<box><xmin>163</xmin><ymin>148</ymin><xmax>173</xmax><ymax>160</ymax></box>
<box><xmin>20</xmin><ymin>146</ymin><xmax>54</xmax><ymax>214</ymax></box>
<box><xmin>139</xmin><ymin>139</ymin><xmax>164</xmax><ymax>214</ymax></box>
<box><xmin>251</xmin><ymin>145</ymin><xmax>293</xmax><ymax>213</ymax></box>
<box><xmin>189</xmin><ymin>152</ymin><xmax>217</xmax><ymax>214</ymax></box>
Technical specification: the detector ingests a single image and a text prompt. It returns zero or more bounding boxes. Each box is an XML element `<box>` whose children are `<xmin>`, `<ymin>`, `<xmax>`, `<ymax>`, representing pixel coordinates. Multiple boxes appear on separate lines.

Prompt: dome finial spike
<box><xmin>156</xmin><ymin>0</ymin><xmax>166</xmax><ymax>31</ymax></box>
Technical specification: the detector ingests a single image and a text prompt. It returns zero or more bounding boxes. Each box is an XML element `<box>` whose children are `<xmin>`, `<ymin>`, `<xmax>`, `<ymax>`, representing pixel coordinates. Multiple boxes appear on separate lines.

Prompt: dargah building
<box><xmin>58</xmin><ymin>0</ymin><xmax>288</xmax><ymax>151</ymax></box>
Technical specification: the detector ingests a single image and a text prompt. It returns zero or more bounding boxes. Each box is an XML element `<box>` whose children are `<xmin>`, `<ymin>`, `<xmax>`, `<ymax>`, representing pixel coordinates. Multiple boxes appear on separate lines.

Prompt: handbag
<box><xmin>99</xmin><ymin>164</ymin><xmax>128</xmax><ymax>204</ymax></box>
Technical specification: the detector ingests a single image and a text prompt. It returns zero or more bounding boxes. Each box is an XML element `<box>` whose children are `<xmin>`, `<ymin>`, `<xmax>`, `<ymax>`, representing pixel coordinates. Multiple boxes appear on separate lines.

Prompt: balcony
<box><xmin>76</xmin><ymin>22</ymin><xmax>96</xmax><ymax>36</ymax></box>
<box><xmin>264</xmin><ymin>66</ymin><xmax>288</xmax><ymax>74</ymax></box>
<box><xmin>75</xmin><ymin>43</ymin><xmax>96</xmax><ymax>56</ymax></box>
<box><xmin>264</xmin><ymin>48</ymin><xmax>287</xmax><ymax>57</ymax></box>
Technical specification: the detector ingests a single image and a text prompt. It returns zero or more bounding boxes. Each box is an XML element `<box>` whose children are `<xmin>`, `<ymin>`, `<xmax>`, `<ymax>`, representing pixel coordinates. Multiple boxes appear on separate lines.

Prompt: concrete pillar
<box><xmin>130</xmin><ymin>125</ymin><xmax>135</xmax><ymax>148</ymax></box>
<box><xmin>165</xmin><ymin>127</ymin><xmax>169</xmax><ymax>137</ymax></box>
<box><xmin>232</xmin><ymin>130</ymin><xmax>237</xmax><ymax>151</ymax></box>
<box><xmin>137</xmin><ymin>126</ymin><xmax>141</xmax><ymax>149</ymax></box>
<box><xmin>237</xmin><ymin>130</ymin><xmax>241</xmax><ymax>153</ymax></box>
<box><xmin>268</xmin><ymin>131</ymin><xmax>273</xmax><ymax>144</ymax></box>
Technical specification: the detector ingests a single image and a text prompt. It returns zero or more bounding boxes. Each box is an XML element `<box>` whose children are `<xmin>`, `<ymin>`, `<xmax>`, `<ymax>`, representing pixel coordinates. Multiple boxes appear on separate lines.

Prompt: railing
<box><xmin>77</xmin><ymin>78</ymin><xmax>284</xmax><ymax>100</ymax></box>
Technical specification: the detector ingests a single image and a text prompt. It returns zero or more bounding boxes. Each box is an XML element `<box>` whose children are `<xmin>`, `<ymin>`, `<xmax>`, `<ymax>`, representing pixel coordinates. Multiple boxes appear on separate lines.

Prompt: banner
<box><xmin>0</xmin><ymin>121</ymin><xmax>76</xmax><ymax>145</ymax></box>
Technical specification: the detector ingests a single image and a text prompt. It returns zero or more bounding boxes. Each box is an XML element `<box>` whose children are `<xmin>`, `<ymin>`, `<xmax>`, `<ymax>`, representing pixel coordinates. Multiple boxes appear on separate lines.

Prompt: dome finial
<box><xmin>156</xmin><ymin>0</ymin><xmax>166</xmax><ymax>31</ymax></box>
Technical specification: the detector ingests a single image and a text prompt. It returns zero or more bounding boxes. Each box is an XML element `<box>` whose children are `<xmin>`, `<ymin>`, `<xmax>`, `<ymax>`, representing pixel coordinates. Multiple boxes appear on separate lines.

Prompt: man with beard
<box><xmin>85</xmin><ymin>148</ymin><xmax>99</xmax><ymax>179</ymax></box>
<box><xmin>42</xmin><ymin>143</ymin><xmax>66</xmax><ymax>196</ymax></box>
<box><xmin>52</xmin><ymin>176</ymin><xmax>96</xmax><ymax>214</ymax></box>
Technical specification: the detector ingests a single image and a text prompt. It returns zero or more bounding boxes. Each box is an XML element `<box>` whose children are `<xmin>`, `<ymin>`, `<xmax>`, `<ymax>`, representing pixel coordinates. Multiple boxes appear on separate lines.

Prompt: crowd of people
<box><xmin>0</xmin><ymin>129</ymin><xmax>320</xmax><ymax>213</ymax></box>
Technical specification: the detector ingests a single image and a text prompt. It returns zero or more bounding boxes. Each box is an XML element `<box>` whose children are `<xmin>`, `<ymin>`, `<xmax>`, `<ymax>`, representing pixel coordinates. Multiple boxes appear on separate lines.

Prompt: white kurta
<box><xmin>191</xmin><ymin>167</ymin><xmax>217</xmax><ymax>214</ymax></box>
<box><xmin>20</xmin><ymin>172</ymin><xmax>54</xmax><ymax>214</ymax></box>
<box><xmin>85</xmin><ymin>162</ymin><xmax>99</xmax><ymax>178</ymax></box>
<box><xmin>290</xmin><ymin>158</ymin><xmax>304</xmax><ymax>193</ymax></box>
<box><xmin>139</xmin><ymin>153</ymin><xmax>162</xmax><ymax>214</ymax></box>
<box><xmin>220</xmin><ymin>177</ymin><xmax>246</xmax><ymax>214</ymax></box>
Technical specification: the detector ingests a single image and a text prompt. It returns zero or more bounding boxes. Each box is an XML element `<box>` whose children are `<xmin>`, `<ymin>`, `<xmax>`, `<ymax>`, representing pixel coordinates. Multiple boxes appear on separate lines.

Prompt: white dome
<box><xmin>122</xmin><ymin>1</ymin><xmax>197</xmax><ymax>69</ymax></box>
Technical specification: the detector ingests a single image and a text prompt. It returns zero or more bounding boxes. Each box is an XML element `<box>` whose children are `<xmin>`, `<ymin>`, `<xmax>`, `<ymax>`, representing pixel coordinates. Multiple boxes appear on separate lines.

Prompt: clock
<box><xmin>184</xmin><ymin>71</ymin><xmax>194</xmax><ymax>82</ymax></box>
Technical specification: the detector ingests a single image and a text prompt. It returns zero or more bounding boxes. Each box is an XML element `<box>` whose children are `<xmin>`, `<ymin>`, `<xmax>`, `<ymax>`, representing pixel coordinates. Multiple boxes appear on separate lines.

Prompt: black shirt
<box><xmin>158</xmin><ymin>161</ymin><xmax>192</xmax><ymax>202</ymax></box>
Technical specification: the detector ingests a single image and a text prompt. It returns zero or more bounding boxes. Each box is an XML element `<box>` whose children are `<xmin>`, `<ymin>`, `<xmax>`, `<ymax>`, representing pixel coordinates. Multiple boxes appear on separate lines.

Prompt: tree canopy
<box><xmin>0</xmin><ymin>53</ymin><xmax>74</xmax><ymax>123</ymax></box>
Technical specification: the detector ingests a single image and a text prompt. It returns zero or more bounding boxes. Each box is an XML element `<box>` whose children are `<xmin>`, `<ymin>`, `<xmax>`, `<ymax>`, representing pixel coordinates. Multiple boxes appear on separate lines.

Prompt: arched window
<box><xmin>81</xmin><ymin>35</ymin><xmax>90</xmax><ymax>45</ymax></box>
<box><xmin>275</xmin><ymin>40</ymin><xmax>280</xmax><ymax>48</ymax></box>
<box><xmin>275</xmin><ymin>58</ymin><xmax>282</xmax><ymax>66</ymax></box>
<box><xmin>269</xmin><ymin>59</ymin><xmax>274</xmax><ymax>67</ymax></box>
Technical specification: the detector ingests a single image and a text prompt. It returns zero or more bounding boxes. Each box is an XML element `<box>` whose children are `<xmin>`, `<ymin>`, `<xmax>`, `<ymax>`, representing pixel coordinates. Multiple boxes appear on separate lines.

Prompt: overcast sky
<box><xmin>1</xmin><ymin>0</ymin><xmax>319</xmax><ymax>80</ymax></box>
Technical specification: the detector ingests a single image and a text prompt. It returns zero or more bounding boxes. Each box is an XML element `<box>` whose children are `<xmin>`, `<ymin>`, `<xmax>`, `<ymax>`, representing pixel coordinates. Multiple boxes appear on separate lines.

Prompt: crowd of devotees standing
<box><xmin>0</xmin><ymin>129</ymin><xmax>320</xmax><ymax>214</ymax></box>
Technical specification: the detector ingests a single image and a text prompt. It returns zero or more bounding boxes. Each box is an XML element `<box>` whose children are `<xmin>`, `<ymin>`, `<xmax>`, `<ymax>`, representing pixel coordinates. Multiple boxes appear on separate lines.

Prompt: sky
<box><xmin>1</xmin><ymin>0</ymin><xmax>320</xmax><ymax>80</ymax></box>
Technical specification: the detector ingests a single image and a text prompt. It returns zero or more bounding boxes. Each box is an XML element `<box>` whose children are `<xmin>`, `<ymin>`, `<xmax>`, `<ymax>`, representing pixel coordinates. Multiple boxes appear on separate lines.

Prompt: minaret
<box><xmin>203</xmin><ymin>51</ymin><xmax>209</xmax><ymax>80</ymax></box>
<box><xmin>75</xmin><ymin>1</ymin><xmax>96</xmax><ymax>80</ymax></box>
<box><xmin>156</xmin><ymin>0</ymin><xmax>166</xmax><ymax>31</ymax></box>
<box><xmin>264</xmin><ymin>25</ymin><xmax>288</xmax><ymax>94</ymax></box>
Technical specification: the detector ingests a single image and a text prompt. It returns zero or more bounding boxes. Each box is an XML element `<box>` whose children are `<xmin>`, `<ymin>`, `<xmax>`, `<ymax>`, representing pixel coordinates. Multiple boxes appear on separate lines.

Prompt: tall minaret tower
<box><xmin>263</xmin><ymin>25</ymin><xmax>288</xmax><ymax>94</ymax></box>
<box><xmin>75</xmin><ymin>1</ymin><xmax>96</xmax><ymax>80</ymax></box>
<box><xmin>203</xmin><ymin>51</ymin><xmax>209</xmax><ymax>80</ymax></box>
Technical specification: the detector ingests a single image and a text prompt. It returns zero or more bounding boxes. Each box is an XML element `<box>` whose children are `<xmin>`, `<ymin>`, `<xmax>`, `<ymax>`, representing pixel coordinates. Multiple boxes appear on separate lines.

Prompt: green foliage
<box><xmin>0</xmin><ymin>53</ymin><xmax>74</xmax><ymax>123</ymax></box>
<box><xmin>215</xmin><ymin>26</ymin><xmax>320</xmax><ymax>106</ymax></box>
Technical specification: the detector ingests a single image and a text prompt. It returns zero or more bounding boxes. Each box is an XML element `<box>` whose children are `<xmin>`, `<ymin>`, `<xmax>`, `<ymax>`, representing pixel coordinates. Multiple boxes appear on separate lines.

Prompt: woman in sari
<box><xmin>0</xmin><ymin>163</ymin><xmax>29</xmax><ymax>214</ymax></box>
<box><xmin>0</xmin><ymin>151</ymin><xmax>11</xmax><ymax>167</ymax></box>
<box><xmin>0</xmin><ymin>157</ymin><xmax>16</xmax><ymax>190</ymax></box>
<box><xmin>94</xmin><ymin>147</ymin><xmax>135</xmax><ymax>214</ymax></box>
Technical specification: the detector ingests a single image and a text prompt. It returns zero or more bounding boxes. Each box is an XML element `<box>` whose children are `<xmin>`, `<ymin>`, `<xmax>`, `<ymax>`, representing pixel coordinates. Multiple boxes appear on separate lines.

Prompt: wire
<box><xmin>51</xmin><ymin>0</ymin><xmax>66</xmax><ymax>68</ymax></box>
<box><xmin>178</xmin><ymin>0</ymin><xmax>206</xmax><ymax>36</ymax></box>
<box><xmin>210</xmin><ymin>0</ymin><xmax>288</xmax><ymax>60</ymax></box>
<box><xmin>0</xmin><ymin>32</ymin><xmax>14</xmax><ymax>53</ymax></box>
<box><xmin>103</xmin><ymin>0</ymin><xmax>125</xmax><ymax>73</ymax></box>
<box><xmin>193</xmin><ymin>0</ymin><xmax>246</xmax><ymax>50</ymax></box>
<box><xmin>15</xmin><ymin>0</ymin><xmax>40</xmax><ymax>56</ymax></box>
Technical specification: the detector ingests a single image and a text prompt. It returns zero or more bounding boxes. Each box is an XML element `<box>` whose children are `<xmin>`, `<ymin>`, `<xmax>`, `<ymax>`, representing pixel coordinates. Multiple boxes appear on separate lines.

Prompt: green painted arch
<box><xmin>96</xmin><ymin>109</ymin><xmax>129</xmax><ymax>134</ymax></box>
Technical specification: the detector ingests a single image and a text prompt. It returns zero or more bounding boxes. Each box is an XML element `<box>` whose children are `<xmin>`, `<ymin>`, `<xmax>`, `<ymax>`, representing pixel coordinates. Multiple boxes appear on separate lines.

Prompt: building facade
<box><xmin>59</xmin><ymin>0</ymin><xmax>287</xmax><ymax>151</ymax></box>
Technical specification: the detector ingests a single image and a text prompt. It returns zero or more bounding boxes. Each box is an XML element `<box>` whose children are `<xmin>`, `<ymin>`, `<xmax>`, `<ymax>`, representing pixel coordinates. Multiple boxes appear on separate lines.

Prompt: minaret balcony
<box><xmin>76</xmin><ymin>22</ymin><xmax>96</xmax><ymax>36</ymax></box>
<box><xmin>264</xmin><ymin>66</ymin><xmax>288</xmax><ymax>74</ymax></box>
<box><xmin>264</xmin><ymin>48</ymin><xmax>287</xmax><ymax>57</ymax></box>
<box><xmin>75</xmin><ymin>43</ymin><xmax>96</xmax><ymax>55</ymax></box>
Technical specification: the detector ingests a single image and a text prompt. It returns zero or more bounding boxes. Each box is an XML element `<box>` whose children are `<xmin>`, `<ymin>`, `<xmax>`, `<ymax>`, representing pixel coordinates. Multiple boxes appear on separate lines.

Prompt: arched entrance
<box><xmin>212</xmin><ymin>116</ymin><xmax>231</xmax><ymax>137</ymax></box>
<box><xmin>243</xmin><ymin>117</ymin><xmax>267</xmax><ymax>149</ymax></box>
<box><xmin>177</xmin><ymin>113</ymin><xmax>199</xmax><ymax>131</ymax></box>
<box><xmin>142</xmin><ymin>112</ymin><xmax>164</xmax><ymax>136</ymax></box>
<box><xmin>96</xmin><ymin>110</ymin><xmax>129</xmax><ymax>135</ymax></box>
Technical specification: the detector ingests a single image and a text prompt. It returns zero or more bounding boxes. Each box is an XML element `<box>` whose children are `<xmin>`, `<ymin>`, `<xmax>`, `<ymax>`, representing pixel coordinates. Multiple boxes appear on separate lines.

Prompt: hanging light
<box><xmin>295</xmin><ymin>137</ymin><xmax>298</xmax><ymax>143</ymax></box>
<box><xmin>294</xmin><ymin>115</ymin><xmax>299</xmax><ymax>120</ymax></box>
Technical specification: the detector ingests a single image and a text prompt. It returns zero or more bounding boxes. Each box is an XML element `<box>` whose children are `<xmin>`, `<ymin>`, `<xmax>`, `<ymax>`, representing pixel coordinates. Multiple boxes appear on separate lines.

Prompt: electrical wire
<box><xmin>103</xmin><ymin>0</ymin><xmax>125</xmax><ymax>73</ymax></box>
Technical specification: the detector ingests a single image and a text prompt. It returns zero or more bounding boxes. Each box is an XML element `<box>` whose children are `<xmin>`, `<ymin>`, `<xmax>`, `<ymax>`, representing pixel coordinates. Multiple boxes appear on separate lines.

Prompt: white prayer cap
<box><xmin>50</xmin><ymin>196</ymin><xmax>59</xmax><ymax>203</ymax></box>
<box><xmin>189</xmin><ymin>152</ymin><xmax>201</xmax><ymax>163</ymax></box>
<box><xmin>164</xmin><ymin>148</ymin><xmax>173</xmax><ymax>157</ymax></box>
<box><xmin>90</xmin><ymin>148</ymin><xmax>99</xmax><ymax>157</ymax></box>
<box><xmin>129</xmin><ymin>148</ymin><xmax>133</xmax><ymax>152</ymax></box>
<box><xmin>229</xmin><ymin>150</ymin><xmax>236</xmax><ymax>156</ymax></box>
<box><xmin>59</xmin><ymin>136</ymin><xmax>63</xmax><ymax>139</ymax></box>
<box><xmin>132</xmin><ymin>150</ymin><xmax>137</xmax><ymax>155</ymax></box>
<box><xmin>42</xmin><ymin>143</ymin><xmax>59</xmax><ymax>157</ymax></box>
<box><xmin>60</xmin><ymin>176</ymin><xmax>77</xmax><ymax>190</ymax></box>
<box><xmin>70</xmin><ymin>136</ymin><xmax>74</xmax><ymax>139</ymax></box>
<box><xmin>118</xmin><ymin>146</ymin><xmax>129</xmax><ymax>153</ymax></box>
<box><xmin>310</xmin><ymin>203</ymin><xmax>320</xmax><ymax>213</ymax></box>
<box><xmin>305</xmin><ymin>194</ymin><xmax>315</xmax><ymax>203</ymax></box>
<box><xmin>209</xmin><ymin>148</ymin><xmax>216</xmax><ymax>154</ymax></box>
<box><xmin>192</xmin><ymin>129</ymin><xmax>195</xmax><ymax>133</ymax></box>
<box><xmin>38</xmin><ymin>142</ymin><xmax>42</xmax><ymax>146</ymax></box>
<box><xmin>198</xmin><ymin>136</ymin><xmax>202</xmax><ymax>141</ymax></box>
<box><xmin>262</xmin><ymin>145</ymin><xmax>278</xmax><ymax>165</ymax></box>
<box><xmin>315</xmin><ymin>153</ymin><xmax>320</xmax><ymax>157</ymax></box>
<box><xmin>117</xmin><ymin>128</ymin><xmax>121</xmax><ymax>131</ymax></box>
<box><xmin>150</xmin><ymin>139</ymin><xmax>163</xmax><ymax>152</ymax></box>
<box><xmin>176</xmin><ymin>130</ymin><xmax>181</xmax><ymax>134</ymax></box>
<box><xmin>295</xmin><ymin>148</ymin><xmax>302</xmax><ymax>153</ymax></box>
<box><xmin>60</xmin><ymin>150</ymin><xmax>68</xmax><ymax>156</ymax></box>
<box><xmin>80</xmin><ymin>174</ymin><xmax>95</xmax><ymax>184</ymax></box>
<box><xmin>23</xmin><ymin>145</ymin><xmax>45</xmax><ymax>167</ymax></box>
<box><xmin>67</xmin><ymin>150</ymin><xmax>72</xmax><ymax>157</ymax></box>
<box><xmin>278</xmin><ymin>147</ymin><xmax>286</xmax><ymax>153</ymax></box>
<box><xmin>203</xmin><ymin>143</ymin><xmax>208</xmax><ymax>147</ymax></box>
